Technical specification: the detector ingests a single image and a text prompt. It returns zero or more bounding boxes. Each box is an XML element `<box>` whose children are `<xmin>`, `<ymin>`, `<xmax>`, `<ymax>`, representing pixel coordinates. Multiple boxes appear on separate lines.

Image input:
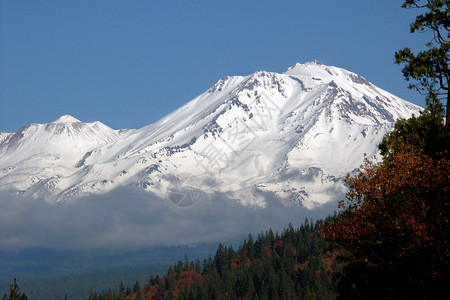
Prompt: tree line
<box><xmin>90</xmin><ymin>218</ymin><xmax>337</xmax><ymax>300</ymax></box>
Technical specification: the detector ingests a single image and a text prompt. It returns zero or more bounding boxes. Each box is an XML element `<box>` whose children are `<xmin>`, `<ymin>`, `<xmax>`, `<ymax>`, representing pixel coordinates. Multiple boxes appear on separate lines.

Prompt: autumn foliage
<box><xmin>324</xmin><ymin>138</ymin><xmax>449</xmax><ymax>299</ymax></box>
<box><xmin>116</xmin><ymin>221</ymin><xmax>338</xmax><ymax>300</ymax></box>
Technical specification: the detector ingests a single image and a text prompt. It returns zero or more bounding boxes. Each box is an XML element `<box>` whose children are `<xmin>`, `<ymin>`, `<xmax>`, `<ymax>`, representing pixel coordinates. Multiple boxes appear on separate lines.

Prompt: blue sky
<box><xmin>0</xmin><ymin>0</ymin><xmax>430</xmax><ymax>132</ymax></box>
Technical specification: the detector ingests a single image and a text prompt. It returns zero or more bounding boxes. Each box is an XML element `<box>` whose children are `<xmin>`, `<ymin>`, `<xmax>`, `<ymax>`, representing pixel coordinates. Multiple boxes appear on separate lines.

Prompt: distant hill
<box><xmin>0</xmin><ymin>265</ymin><xmax>166</xmax><ymax>300</ymax></box>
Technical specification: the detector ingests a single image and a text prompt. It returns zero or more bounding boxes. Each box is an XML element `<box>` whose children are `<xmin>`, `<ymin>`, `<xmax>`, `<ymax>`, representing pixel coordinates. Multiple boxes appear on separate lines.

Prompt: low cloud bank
<box><xmin>0</xmin><ymin>187</ymin><xmax>338</xmax><ymax>250</ymax></box>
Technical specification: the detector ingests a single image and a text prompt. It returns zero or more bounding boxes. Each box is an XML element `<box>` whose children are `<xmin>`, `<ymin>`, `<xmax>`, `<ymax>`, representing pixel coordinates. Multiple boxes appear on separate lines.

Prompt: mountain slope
<box><xmin>0</xmin><ymin>62</ymin><xmax>421</xmax><ymax>207</ymax></box>
<box><xmin>0</xmin><ymin>115</ymin><xmax>122</xmax><ymax>196</ymax></box>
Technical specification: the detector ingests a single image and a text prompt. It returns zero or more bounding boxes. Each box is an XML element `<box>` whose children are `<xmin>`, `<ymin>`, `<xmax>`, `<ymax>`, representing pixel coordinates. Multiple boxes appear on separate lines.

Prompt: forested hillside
<box><xmin>1</xmin><ymin>266</ymin><xmax>168</xmax><ymax>300</ymax></box>
<box><xmin>89</xmin><ymin>218</ymin><xmax>338</xmax><ymax>300</ymax></box>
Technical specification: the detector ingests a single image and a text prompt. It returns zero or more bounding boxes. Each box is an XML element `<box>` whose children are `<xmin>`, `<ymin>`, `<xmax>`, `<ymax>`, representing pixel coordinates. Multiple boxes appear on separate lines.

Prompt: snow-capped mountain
<box><xmin>0</xmin><ymin>61</ymin><xmax>421</xmax><ymax>208</ymax></box>
<box><xmin>0</xmin><ymin>115</ymin><xmax>124</xmax><ymax>196</ymax></box>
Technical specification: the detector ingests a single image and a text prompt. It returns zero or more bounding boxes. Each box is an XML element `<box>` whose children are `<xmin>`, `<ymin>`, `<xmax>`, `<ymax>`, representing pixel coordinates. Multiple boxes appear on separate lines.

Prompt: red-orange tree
<box><xmin>325</xmin><ymin>138</ymin><xmax>449</xmax><ymax>299</ymax></box>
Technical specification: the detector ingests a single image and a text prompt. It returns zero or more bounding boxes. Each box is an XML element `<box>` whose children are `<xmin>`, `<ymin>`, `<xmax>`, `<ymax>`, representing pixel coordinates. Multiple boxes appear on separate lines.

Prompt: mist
<box><xmin>0</xmin><ymin>187</ymin><xmax>339</xmax><ymax>250</ymax></box>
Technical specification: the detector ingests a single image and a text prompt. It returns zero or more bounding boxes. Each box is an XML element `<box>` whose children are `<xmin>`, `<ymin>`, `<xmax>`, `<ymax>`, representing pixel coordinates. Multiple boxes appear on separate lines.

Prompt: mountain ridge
<box><xmin>0</xmin><ymin>62</ymin><xmax>421</xmax><ymax>207</ymax></box>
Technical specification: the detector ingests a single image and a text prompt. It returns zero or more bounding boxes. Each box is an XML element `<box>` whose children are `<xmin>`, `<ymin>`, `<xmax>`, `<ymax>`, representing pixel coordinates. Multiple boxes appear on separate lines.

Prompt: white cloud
<box><xmin>0</xmin><ymin>187</ymin><xmax>337</xmax><ymax>250</ymax></box>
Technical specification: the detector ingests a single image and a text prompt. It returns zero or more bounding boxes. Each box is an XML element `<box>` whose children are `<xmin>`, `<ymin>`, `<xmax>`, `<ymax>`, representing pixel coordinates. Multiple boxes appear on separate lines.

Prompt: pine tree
<box><xmin>379</xmin><ymin>94</ymin><xmax>448</xmax><ymax>159</ymax></box>
<box><xmin>395</xmin><ymin>0</ymin><xmax>449</xmax><ymax>126</ymax></box>
<box><xmin>118</xmin><ymin>280</ymin><xmax>125</xmax><ymax>298</ymax></box>
<box><xmin>2</xmin><ymin>279</ymin><xmax>28</xmax><ymax>300</ymax></box>
<box><xmin>133</xmin><ymin>280</ymin><xmax>141</xmax><ymax>294</ymax></box>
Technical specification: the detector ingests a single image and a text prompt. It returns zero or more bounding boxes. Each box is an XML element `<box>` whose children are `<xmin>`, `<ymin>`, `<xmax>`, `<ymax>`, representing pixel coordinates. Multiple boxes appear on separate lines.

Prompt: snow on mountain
<box><xmin>0</xmin><ymin>62</ymin><xmax>421</xmax><ymax>207</ymax></box>
<box><xmin>0</xmin><ymin>116</ymin><xmax>122</xmax><ymax>195</ymax></box>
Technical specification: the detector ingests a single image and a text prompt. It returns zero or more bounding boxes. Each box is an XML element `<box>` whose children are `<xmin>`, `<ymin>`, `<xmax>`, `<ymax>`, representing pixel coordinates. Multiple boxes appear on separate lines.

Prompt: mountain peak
<box><xmin>298</xmin><ymin>60</ymin><xmax>323</xmax><ymax>67</ymax></box>
<box><xmin>52</xmin><ymin>115</ymin><xmax>81</xmax><ymax>124</ymax></box>
<box><xmin>283</xmin><ymin>61</ymin><xmax>333</xmax><ymax>77</ymax></box>
<box><xmin>0</xmin><ymin>62</ymin><xmax>421</xmax><ymax>207</ymax></box>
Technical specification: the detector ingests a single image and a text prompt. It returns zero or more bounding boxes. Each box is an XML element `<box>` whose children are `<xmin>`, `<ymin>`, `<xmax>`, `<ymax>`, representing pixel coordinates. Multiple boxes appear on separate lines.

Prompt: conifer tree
<box><xmin>395</xmin><ymin>0</ymin><xmax>449</xmax><ymax>126</ymax></box>
<box><xmin>118</xmin><ymin>280</ymin><xmax>125</xmax><ymax>298</ymax></box>
<box><xmin>133</xmin><ymin>280</ymin><xmax>140</xmax><ymax>294</ymax></box>
<box><xmin>2</xmin><ymin>279</ymin><xmax>27</xmax><ymax>300</ymax></box>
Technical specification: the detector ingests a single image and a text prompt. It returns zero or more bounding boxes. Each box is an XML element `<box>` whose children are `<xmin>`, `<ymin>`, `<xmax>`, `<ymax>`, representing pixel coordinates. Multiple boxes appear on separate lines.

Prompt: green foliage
<box><xmin>379</xmin><ymin>94</ymin><xmax>448</xmax><ymax>159</ymax></box>
<box><xmin>395</xmin><ymin>0</ymin><xmax>449</xmax><ymax>125</ymax></box>
<box><xmin>2</xmin><ymin>279</ymin><xmax>27</xmax><ymax>300</ymax></box>
<box><xmin>137</xmin><ymin>218</ymin><xmax>337</xmax><ymax>299</ymax></box>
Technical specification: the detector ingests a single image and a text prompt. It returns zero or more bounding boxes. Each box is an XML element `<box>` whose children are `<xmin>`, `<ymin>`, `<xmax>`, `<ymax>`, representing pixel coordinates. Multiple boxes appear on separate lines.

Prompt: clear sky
<box><xmin>0</xmin><ymin>0</ymin><xmax>430</xmax><ymax>133</ymax></box>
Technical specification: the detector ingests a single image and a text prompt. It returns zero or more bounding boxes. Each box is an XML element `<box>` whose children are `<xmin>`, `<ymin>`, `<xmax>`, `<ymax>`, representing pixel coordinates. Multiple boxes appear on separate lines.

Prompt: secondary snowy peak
<box><xmin>0</xmin><ymin>116</ymin><xmax>120</xmax><ymax>154</ymax></box>
<box><xmin>0</xmin><ymin>116</ymin><xmax>122</xmax><ymax>192</ymax></box>
<box><xmin>0</xmin><ymin>62</ymin><xmax>422</xmax><ymax>207</ymax></box>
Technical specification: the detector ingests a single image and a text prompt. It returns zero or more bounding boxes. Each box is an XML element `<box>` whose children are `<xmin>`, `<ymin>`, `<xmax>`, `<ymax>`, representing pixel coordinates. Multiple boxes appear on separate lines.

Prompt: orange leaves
<box><xmin>176</xmin><ymin>269</ymin><xmax>204</xmax><ymax>291</ymax></box>
<box><xmin>324</xmin><ymin>136</ymin><xmax>449</xmax><ymax>271</ymax></box>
